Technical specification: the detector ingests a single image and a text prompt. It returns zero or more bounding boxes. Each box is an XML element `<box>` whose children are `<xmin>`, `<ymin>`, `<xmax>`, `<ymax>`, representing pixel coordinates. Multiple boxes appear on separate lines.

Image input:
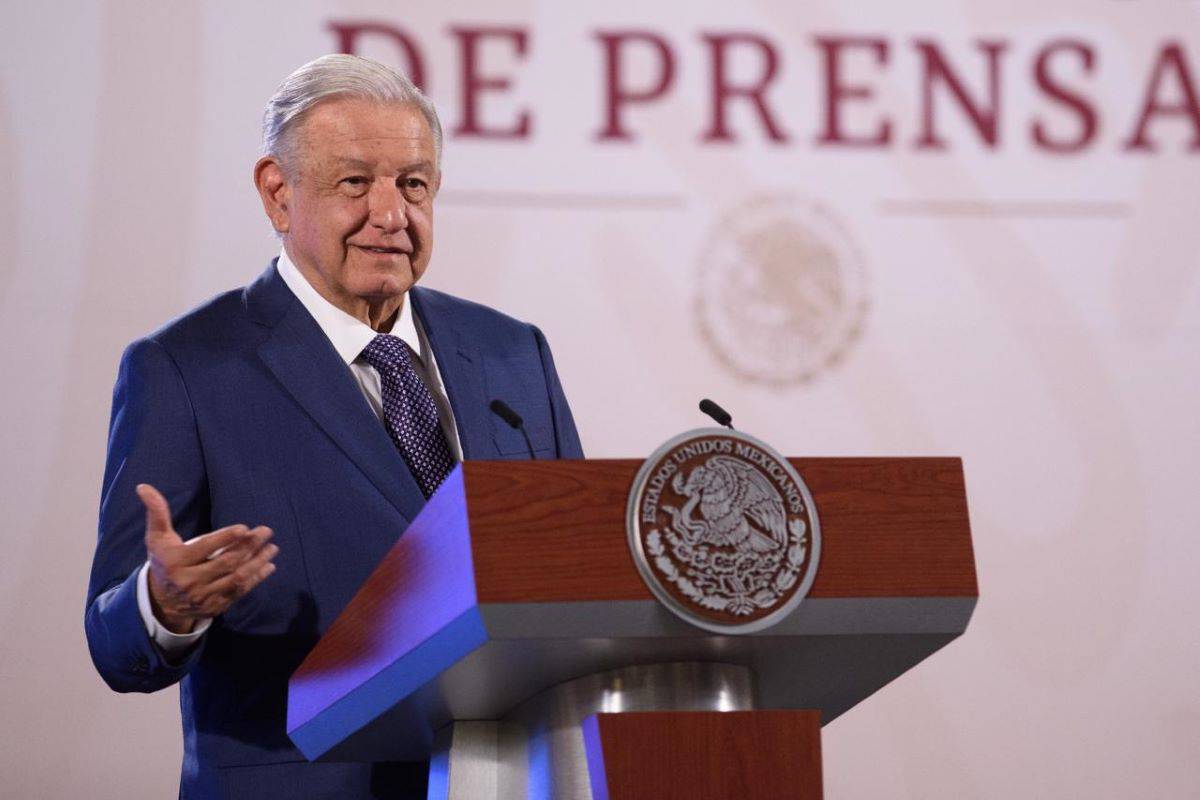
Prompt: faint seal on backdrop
<box><xmin>627</xmin><ymin>429</ymin><xmax>821</xmax><ymax>634</ymax></box>
<box><xmin>697</xmin><ymin>195</ymin><xmax>867</xmax><ymax>386</ymax></box>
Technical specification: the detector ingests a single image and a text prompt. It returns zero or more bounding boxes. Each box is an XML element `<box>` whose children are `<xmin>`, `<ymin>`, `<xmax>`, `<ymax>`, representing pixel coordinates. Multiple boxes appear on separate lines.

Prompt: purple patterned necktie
<box><xmin>359</xmin><ymin>333</ymin><xmax>456</xmax><ymax>498</ymax></box>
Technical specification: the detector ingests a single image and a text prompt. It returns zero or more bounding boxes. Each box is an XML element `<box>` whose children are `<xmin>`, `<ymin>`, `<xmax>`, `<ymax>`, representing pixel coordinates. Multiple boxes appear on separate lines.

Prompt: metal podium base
<box><xmin>426</xmin><ymin>662</ymin><xmax>756</xmax><ymax>800</ymax></box>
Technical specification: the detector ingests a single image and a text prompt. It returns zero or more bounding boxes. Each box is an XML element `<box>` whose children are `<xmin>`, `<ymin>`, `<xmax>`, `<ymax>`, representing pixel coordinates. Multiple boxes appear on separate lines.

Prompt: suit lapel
<box><xmin>411</xmin><ymin>288</ymin><xmax>491</xmax><ymax>460</ymax></box>
<box><xmin>250</xmin><ymin>265</ymin><xmax>428</xmax><ymax>523</ymax></box>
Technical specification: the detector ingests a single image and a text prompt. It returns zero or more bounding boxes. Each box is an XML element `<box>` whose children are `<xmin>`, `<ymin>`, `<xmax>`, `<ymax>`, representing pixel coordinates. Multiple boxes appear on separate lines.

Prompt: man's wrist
<box><xmin>147</xmin><ymin>578</ymin><xmax>197</xmax><ymax>634</ymax></box>
<box><xmin>135</xmin><ymin>563</ymin><xmax>211</xmax><ymax>656</ymax></box>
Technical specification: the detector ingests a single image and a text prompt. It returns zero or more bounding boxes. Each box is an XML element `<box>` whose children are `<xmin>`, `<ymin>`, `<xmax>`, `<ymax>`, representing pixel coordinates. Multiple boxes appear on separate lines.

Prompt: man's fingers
<box><xmin>206</xmin><ymin>543</ymin><xmax>280</xmax><ymax>600</ymax></box>
<box><xmin>174</xmin><ymin>524</ymin><xmax>259</xmax><ymax>565</ymax></box>
<box><xmin>189</xmin><ymin>528</ymin><xmax>274</xmax><ymax>579</ymax></box>
<box><xmin>138</xmin><ymin>484</ymin><xmax>178</xmax><ymax>544</ymax></box>
<box><xmin>145</xmin><ymin>518</ymin><xmax>277</xmax><ymax>626</ymax></box>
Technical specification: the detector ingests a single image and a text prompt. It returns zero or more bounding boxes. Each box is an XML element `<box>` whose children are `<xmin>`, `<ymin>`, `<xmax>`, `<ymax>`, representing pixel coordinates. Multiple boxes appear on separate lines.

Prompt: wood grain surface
<box><xmin>583</xmin><ymin>710</ymin><xmax>823</xmax><ymax>800</ymax></box>
<box><xmin>464</xmin><ymin>458</ymin><xmax>976</xmax><ymax>603</ymax></box>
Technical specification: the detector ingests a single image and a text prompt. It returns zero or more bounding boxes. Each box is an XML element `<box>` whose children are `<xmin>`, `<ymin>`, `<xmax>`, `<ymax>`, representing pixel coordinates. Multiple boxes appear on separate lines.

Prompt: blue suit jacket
<box><xmin>84</xmin><ymin>262</ymin><xmax>583</xmax><ymax>799</ymax></box>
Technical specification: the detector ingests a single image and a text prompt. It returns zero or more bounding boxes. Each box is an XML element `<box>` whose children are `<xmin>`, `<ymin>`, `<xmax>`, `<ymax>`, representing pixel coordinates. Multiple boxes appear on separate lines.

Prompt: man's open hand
<box><xmin>137</xmin><ymin>483</ymin><xmax>279</xmax><ymax>634</ymax></box>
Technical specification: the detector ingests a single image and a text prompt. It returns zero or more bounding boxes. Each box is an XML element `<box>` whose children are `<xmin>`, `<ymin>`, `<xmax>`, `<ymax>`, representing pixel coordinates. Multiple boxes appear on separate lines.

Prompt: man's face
<box><xmin>273</xmin><ymin>98</ymin><xmax>439</xmax><ymax>312</ymax></box>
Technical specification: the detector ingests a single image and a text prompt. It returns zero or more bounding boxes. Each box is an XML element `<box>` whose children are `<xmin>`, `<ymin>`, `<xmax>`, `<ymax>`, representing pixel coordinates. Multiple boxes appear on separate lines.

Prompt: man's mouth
<box><xmin>357</xmin><ymin>245</ymin><xmax>410</xmax><ymax>255</ymax></box>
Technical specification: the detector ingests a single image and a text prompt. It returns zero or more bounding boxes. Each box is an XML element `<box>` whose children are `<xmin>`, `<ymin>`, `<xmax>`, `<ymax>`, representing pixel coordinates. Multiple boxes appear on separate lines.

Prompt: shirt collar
<box><xmin>276</xmin><ymin>248</ymin><xmax>422</xmax><ymax>366</ymax></box>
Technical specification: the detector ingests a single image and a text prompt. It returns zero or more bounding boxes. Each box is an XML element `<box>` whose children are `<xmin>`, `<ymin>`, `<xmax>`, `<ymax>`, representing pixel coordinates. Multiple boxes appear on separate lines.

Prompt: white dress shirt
<box><xmin>137</xmin><ymin>249</ymin><xmax>462</xmax><ymax>656</ymax></box>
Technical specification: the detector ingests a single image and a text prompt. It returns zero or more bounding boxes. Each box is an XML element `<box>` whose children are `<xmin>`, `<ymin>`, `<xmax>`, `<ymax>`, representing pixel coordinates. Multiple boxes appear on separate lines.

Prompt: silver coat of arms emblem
<box><xmin>627</xmin><ymin>429</ymin><xmax>821</xmax><ymax>634</ymax></box>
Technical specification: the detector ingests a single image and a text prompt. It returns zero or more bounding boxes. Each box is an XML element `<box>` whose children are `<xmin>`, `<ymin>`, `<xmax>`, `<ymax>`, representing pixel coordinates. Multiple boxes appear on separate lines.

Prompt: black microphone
<box><xmin>489</xmin><ymin>399</ymin><xmax>536</xmax><ymax>460</ymax></box>
<box><xmin>699</xmin><ymin>398</ymin><xmax>735</xmax><ymax>430</ymax></box>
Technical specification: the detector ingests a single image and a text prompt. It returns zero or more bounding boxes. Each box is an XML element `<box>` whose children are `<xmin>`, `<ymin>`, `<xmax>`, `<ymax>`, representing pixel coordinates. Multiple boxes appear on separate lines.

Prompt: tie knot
<box><xmin>360</xmin><ymin>333</ymin><xmax>414</xmax><ymax>374</ymax></box>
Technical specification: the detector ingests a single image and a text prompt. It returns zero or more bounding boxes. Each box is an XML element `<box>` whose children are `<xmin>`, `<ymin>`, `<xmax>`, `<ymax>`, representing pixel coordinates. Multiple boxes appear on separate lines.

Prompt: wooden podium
<box><xmin>287</xmin><ymin>458</ymin><xmax>976</xmax><ymax>799</ymax></box>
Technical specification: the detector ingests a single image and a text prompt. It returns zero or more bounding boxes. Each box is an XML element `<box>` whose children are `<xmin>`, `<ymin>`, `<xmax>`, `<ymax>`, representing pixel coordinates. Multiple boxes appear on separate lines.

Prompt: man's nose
<box><xmin>368</xmin><ymin>183</ymin><xmax>408</xmax><ymax>233</ymax></box>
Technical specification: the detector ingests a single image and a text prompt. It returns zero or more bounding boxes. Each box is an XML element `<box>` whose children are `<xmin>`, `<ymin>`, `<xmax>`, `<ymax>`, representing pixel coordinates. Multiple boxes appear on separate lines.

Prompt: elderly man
<box><xmin>85</xmin><ymin>55</ymin><xmax>582</xmax><ymax>799</ymax></box>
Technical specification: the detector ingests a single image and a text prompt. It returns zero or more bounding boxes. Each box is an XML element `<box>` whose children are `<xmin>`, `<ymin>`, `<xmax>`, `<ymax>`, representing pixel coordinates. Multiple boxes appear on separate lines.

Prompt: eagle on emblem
<box><xmin>665</xmin><ymin>455</ymin><xmax>789</xmax><ymax>554</ymax></box>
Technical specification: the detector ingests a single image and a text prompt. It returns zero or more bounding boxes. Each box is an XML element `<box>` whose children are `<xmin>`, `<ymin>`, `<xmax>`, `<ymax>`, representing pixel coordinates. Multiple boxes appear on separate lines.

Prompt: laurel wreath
<box><xmin>647</xmin><ymin>518</ymin><xmax>808</xmax><ymax>616</ymax></box>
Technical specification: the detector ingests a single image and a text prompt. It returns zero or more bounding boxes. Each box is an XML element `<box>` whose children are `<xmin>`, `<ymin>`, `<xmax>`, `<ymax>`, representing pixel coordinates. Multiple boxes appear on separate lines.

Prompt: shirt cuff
<box><xmin>136</xmin><ymin>562</ymin><xmax>211</xmax><ymax>656</ymax></box>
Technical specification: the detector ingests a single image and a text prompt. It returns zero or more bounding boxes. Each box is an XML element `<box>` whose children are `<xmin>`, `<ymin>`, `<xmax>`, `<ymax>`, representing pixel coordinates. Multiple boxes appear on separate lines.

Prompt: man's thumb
<box><xmin>137</xmin><ymin>483</ymin><xmax>176</xmax><ymax>542</ymax></box>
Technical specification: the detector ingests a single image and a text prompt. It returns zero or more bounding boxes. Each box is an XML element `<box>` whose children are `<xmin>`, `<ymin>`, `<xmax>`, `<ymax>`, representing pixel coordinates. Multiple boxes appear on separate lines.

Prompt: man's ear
<box><xmin>253</xmin><ymin>156</ymin><xmax>291</xmax><ymax>234</ymax></box>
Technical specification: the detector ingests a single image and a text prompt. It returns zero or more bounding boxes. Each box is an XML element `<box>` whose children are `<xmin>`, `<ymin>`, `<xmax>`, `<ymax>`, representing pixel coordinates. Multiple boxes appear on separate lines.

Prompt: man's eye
<box><xmin>338</xmin><ymin>177</ymin><xmax>370</xmax><ymax>196</ymax></box>
<box><xmin>401</xmin><ymin>178</ymin><xmax>428</xmax><ymax>199</ymax></box>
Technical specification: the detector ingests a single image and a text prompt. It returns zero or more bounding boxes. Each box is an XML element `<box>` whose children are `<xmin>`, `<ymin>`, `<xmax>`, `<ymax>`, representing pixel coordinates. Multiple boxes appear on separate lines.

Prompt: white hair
<box><xmin>262</xmin><ymin>53</ymin><xmax>443</xmax><ymax>171</ymax></box>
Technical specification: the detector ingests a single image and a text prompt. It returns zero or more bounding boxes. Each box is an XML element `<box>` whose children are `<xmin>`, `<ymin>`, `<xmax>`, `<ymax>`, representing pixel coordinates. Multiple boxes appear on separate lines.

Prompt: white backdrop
<box><xmin>2</xmin><ymin>1</ymin><xmax>1198</xmax><ymax>797</ymax></box>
